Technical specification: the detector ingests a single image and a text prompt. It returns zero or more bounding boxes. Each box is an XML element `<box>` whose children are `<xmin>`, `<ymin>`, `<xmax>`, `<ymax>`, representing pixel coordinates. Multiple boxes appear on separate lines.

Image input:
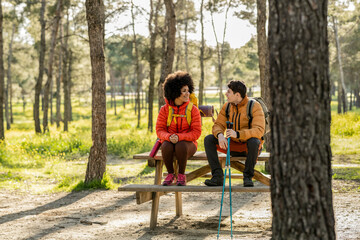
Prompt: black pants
<box><xmin>204</xmin><ymin>134</ymin><xmax>260</xmax><ymax>178</ymax></box>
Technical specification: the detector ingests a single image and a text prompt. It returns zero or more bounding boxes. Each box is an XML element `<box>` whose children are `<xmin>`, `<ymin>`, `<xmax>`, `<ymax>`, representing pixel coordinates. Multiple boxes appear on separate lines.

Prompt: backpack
<box><xmin>225</xmin><ymin>97</ymin><xmax>270</xmax><ymax>135</ymax></box>
<box><xmin>166</xmin><ymin>93</ymin><xmax>198</xmax><ymax>127</ymax></box>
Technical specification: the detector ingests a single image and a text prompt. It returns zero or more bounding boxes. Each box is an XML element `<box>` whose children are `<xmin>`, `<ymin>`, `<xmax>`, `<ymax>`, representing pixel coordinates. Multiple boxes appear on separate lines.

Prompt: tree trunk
<box><xmin>121</xmin><ymin>74</ymin><xmax>125</xmax><ymax>108</ymax></box>
<box><xmin>183</xmin><ymin>0</ymin><xmax>189</xmax><ymax>73</ymax></box>
<box><xmin>131</xmin><ymin>0</ymin><xmax>142</xmax><ymax>128</ymax></box>
<box><xmin>109</xmin><ymin>64</ymin><xmax>117</xmax><ymax>115</ymax></box>
<box><xmin>0</xmin><ymin>0</ymin><xmax>4</xmax><ymax>139</ymax></box>
<box><xmin>43</xmin><ymin>0</ymin><xmax>62</xmax><ymax>132</ymax></box>
<box><xmin>68</xmin><ymin>49</ymin><xmax>73</xmax><ymax>121</ymax></box>
<box><xmin>148</xmin><ymin>0</ymin><xmax>161</xmax><ymax>132</ymax></box>
<box><xmin>5</xmin><ymin>23</ymin><xmax>15</xmax><ymax>130</ymax></box>
<box><xmin>22</xmin><ymin>89</ymin><xmax>26</xmax><ymax>113</ymax></box>
<box><xmin>268</xmin><ymin>1</ymin><xmax>335</xmax><ymax>239</ymax></box>
<box><xmin>158</xmin><ymin>0</ymin><xmax>176</xmax><ymax>108</ymax></box>
<box><xmin>256</xmin><ymin>0</ymin><xmax>271</xmax><ymax>173</ymax></box>
<box><xmin>85</xmin><ymin>0</ymin><xmax>107</xmax><ymax>183</ymax></box>
<box><xmin>332</xmin><ymin>16</ymin><xmax>347</xmax><ymax>114</ymax></box>
<box><xmin>355</xmin><ymin>85</ymin><xmax>360</xmax><ymax>108</ymax></box>
<box><xmin>175</xmin><ymin>30</ymin><xmax>181</xmax><ymax>71</ymax></box>
<box><xmin>210</xmin><ymin>0</ymin><xmax>232</xmax><ymax>106</ymax></box>
<box><xmin>56</xmin><ymin>19</ymin><xmax>63</xmax><ymax>128</ymax></box>
<box><xmin>63</xmin><ymin>7</ymin><xmax>69</xmax><ymax>131</ymax></box>
<box><xmin>34</xmin><ymin>0</ymin><xmax>46</xmax><ymax>134</ymax></box>
<box><xmin>198</xmin><ymin>0</ymin><xmax>205</xmax><ymax>106</ymax></box>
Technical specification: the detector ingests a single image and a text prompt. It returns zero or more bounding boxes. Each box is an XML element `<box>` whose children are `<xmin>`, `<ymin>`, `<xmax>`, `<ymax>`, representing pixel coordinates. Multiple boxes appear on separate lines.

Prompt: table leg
<box><xmin>173</xmin><ymin>159</ymin><xmax>183</xmax><ymax>216</ymax></box>
<box><xmin>150</xmin><ymin>160</ymin><xmax>163</xmax><ymax>229</ymax></box>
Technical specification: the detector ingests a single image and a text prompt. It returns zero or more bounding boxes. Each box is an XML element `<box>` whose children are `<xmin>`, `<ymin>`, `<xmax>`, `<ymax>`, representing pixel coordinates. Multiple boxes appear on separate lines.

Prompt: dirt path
<box><xmin>0</xmin><ymin>180</ymin><xmax>359</xmax><ymax>240</ymax></box>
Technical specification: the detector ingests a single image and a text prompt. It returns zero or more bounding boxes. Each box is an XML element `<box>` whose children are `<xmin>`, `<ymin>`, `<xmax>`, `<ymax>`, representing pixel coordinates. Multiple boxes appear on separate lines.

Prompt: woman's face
<box><xmin>175</xmin><ymin>85</ymin><xmax>190</xmax><ymax>105</ymax></box>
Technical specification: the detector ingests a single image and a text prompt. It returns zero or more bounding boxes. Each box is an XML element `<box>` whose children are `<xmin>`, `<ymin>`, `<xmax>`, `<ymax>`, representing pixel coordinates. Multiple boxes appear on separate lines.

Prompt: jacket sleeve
<box><xmin>177</xmin><ymin>106</ymin><xmax>202</xmax><ymax>142</ymax></box>
<box><xmin>238</xmin><ymin>101</ymin><xmax>265</xmax><ymax>141</ymax></box>
<box><xmin>212</xmin><ymin>103</ymin><xmax>228</xmax><ymax>138</ymax></box>
<box><xmin>156</xmin><ymin>105</ymin><xmax>172</xmax><ymax>141</ymax></box>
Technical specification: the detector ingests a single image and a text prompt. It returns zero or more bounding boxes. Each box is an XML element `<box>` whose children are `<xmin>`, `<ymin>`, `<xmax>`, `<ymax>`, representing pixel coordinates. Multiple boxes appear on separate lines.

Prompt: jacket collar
<box><xmin>230</xmin><ymin>95</ymin><xmax>248</xmax><ymax>108</ymax></box>
<box><xmin>165</xmin><ymin>98</ymin><xmax>190</xmax><ymax>110</ymax></box>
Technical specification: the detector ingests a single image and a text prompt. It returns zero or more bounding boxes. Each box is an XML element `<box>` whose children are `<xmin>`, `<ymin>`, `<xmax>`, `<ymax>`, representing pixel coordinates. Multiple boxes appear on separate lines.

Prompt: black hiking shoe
<box><xmin>204</xmin><ymin>176</ymin><xmax>224</xmax><ymax>186</ymax></box>
<box><xmin>243</xmin><ymin>177</ymin><xmax>254</xmax><ymax>187</ymax></box>
<box><xmin>204</xmin><ymin>169</ymin><xmax>224</xmax><ymax>186</ymax></box>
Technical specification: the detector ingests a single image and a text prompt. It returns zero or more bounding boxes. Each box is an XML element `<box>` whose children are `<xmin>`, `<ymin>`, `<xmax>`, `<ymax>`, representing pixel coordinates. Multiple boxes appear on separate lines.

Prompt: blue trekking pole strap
<box><xmin>217</xmin><ymin>121</ymin><xmax>234</xmax><ymax>239</ymax></box>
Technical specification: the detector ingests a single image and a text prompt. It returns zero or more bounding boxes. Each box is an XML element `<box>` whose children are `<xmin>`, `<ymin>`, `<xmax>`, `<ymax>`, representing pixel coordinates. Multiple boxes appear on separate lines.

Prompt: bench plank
<box><xmin>231</xmin><ymin>161</ymin><xmax>271</xmax><ymax>186</ymax></box>
<box><xmin>163</xmin><ymin>172</ymin><xmax>271</xmax><ymax>179</ymax></box>
<box><xmin>119</xmin><ymin>184</ymin><xmax>270</xmax><ymax>192</ymax></box>
<box><xmin>133</xmin><ymin>151</ymin><xmax>270</xmax><ymax>161</ymax></box>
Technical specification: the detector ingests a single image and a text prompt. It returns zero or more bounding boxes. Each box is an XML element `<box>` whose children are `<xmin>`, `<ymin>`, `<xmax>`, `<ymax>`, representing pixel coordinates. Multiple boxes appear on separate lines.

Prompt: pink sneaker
<box><xmin>162</xmin><ymin>173</ymin><xmax>176</xmax><ymax>186</ymax></box>
<box><xmin>177</xmin><ymin>173</ymin><xmax>186</xmax><ymax>186</ymax></box>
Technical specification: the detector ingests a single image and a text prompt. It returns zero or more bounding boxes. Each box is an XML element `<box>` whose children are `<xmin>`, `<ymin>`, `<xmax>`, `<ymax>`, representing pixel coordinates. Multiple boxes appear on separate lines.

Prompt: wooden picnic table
<box><xmin>118</xmin><ymin>151</ymin><xmax>271</xmax><ymax>229</ymax></box>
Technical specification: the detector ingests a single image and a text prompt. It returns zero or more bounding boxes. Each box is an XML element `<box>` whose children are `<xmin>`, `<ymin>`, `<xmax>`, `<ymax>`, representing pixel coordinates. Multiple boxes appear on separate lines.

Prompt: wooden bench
<box><xmin>118</xmin><ymin>151</ymin><xmax>271</xmax><ymax>229</ymax></box>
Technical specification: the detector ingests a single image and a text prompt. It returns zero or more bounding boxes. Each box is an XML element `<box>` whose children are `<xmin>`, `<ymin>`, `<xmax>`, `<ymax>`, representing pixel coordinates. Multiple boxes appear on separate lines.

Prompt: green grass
<box><xmin>332</xmin><ymin>167</ymin><xmax>360</xmax><ymax>181</ymax></box>
<box><xmin>0</xmin><ymin>97</ymin><xmax>359</xmax><ymax>194</ymax></box>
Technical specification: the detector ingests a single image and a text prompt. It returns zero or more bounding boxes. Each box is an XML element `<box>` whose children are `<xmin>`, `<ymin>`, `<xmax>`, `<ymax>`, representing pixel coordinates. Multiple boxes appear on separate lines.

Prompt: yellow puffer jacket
<box><xmin>212</xmin><ymin>96</ymin><xmax>265</xmax><ymax>142</ymax></box>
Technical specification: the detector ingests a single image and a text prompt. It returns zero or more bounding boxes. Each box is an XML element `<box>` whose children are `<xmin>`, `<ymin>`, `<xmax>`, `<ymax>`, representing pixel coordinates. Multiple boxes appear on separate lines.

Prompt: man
<box><xmin>204</xmin><ymin>80</ymin><xmax>265</xmax><ymax>187</ymax></box>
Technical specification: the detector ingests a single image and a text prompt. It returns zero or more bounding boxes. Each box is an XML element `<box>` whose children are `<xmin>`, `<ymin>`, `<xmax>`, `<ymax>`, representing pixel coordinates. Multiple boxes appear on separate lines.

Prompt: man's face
<box><xmin>225</xmin><ymin>88</ymin><xmax>242</xmax><ymax>103</ymax></box>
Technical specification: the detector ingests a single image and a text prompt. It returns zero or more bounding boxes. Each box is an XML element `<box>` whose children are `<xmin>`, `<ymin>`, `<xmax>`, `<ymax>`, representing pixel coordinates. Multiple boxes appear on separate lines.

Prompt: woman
<box><xmin>156</xmin><ymin>71</ymin><xmax>202</xmax><ymax>186</ymax></box>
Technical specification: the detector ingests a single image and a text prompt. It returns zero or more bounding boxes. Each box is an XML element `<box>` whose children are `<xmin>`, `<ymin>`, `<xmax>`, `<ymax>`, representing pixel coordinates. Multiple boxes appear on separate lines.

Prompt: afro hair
<box><xmin>163</xmin><ymin>71</ymin><xmax>194</xmax><ymax>102</ymax></box>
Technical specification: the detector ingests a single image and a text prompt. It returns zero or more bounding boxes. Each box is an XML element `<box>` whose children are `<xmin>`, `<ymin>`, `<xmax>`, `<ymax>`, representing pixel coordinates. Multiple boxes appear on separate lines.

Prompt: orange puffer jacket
<box><xmin>212</xmin><ymin>96</ymin><xmax>265</xmax><ymax>143</ymax></box>
<box><xmin>156</xmin><ymin>98</ymin><xmax>202</xmax><ymax>148</ymax></box>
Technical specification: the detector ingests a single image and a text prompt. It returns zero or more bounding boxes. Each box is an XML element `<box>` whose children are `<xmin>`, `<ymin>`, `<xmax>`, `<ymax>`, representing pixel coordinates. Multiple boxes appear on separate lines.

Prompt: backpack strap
<box><xmin>185</xmin><ymin>102</ymin><xmax>193</xmax><ymax>126</ymax></box>
<box><xmin>167</xmin><ymin>106</ymin><xmax>174</xmax><ymax>127</ymax></box>
<box><xmin>247</xmin><ymin>99</ymin><xmax>255</xmax><ymax>129</ymax></box>
<box><xmin>225</xmin><ymin>103</ymin><xmax>230</xmax><ymax>120</ymax></box>
<box><xmin>167</xmin><ymin>102</ymin><xmax>193</xmax><ymax>127</ymax></box>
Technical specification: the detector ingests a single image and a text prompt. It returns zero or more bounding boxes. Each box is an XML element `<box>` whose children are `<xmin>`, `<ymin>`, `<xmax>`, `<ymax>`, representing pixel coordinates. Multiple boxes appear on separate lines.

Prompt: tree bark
<box><xmin>34</xmin><ymin>0</ymin><xmax>46</xmax><ymax>134</ymax></box>
<box><xmin>43</xmin><ymin>0</ymin><xmax>62</xmax><ymax>132</ymax></box>
<box><xmin>158</xmin><ymin>0</ymin><xmax>176</xmax><ymax>108</ymax></box>
<box><xmin>210</xmin><ymin>0</ymin><xmax>232</xmax><ymax>106</ymax></box>
<box><xmin>56</xmin><ymin>19</ymin><xmax>63</xmax><ymax>128</ymax></box>
<box><xmin>256</xmin><ymin>0</ymin><xmax>271</xmax><ymax>172</ymax></box>
<box><xmin>268</xmin><ymin>0</ymin><xmax>336</xmax><ymax>239</ymax></box>
<box><xmin>5</xmin><ymin>23</ymin><xmax>15</xmax><ymax>130</ymax></box>
<box><xmin>63</xmin><ymin>7</ymin><xmax>70</xmax><ymax>131</ymax></box>
<box><xmin>68</xmin><ymin>49</ymin><xmax>73</xmax><ymax>122</ymax></box>
<box><xmin>148</xmin><ymin>0</ymin><xmax>161</xmax><ymax>132</ymax></box>
<box><xmin>198</xmin><ymin>0</ymin><xmax>205</xmax><ymax>106</ymax></box>
<box><xmin>109</xmin><ymin>64</ymin><xmax>117</xmax><ymax>115</ymax></box>
<box><xmin>131</xmin><ymin>0</ymin><xmax>142</xmax><ymax>128</ymax></box>
<box><xmin>0</xmin><ymin>0</ymin><xmax>4</xmax><ymax>139</ymax></box>
<box><xmin>183</xmin><ymin>0</ymin><xmax>189</xmax><ymax>73</ymax></box>
<box><xmin>332</xmin><ymin>16</ymin><xmax>347</xmax><ymax>114</ymax></box>
<box><xmin>85</xmin><ymin>0</ymin><xmax>107</xmax><ymax>183</ymax></box>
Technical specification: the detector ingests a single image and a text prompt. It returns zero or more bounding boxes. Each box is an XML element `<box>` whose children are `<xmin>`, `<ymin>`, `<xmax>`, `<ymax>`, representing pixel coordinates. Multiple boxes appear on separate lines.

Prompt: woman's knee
<box><xmin>161</xmin><ymin>141</ymin><xmax>174</xmax><ymax>152</ymax></box>
<box><xmin>175</xmin><ymin>141</ymin><xmax>188</xmax><ymax>152</ymax></box>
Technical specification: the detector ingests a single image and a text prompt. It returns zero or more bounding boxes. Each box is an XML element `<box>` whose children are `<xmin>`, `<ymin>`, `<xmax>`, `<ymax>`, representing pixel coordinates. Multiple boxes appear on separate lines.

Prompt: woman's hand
<box><xmin>169</xmin><ymin>134</ymin><xmax>179</xmax><ymax>144</ymax></box>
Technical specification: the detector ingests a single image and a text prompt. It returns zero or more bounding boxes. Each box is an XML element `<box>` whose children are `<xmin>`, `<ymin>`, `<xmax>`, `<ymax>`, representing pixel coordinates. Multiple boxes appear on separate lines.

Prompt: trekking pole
<box><xmin>217</xmin><ymin>121</ymin><xmax>233</xmax><ymax>240</ymax></box>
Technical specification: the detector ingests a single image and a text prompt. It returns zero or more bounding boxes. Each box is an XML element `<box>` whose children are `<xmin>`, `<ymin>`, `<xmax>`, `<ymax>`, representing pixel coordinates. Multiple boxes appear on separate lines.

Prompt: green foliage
<box><xmin>331</xmin><ymin>112</ymin><xmax>360</xmax><ymax>137</ymax></box>
<box><xmin>20</xmin><ymin>134</ymin><xmax>87</xmax><ymax>156</ymax></box>
<box><xmin>71</xmin><ymin>172</ymin><xmax>115</xmax><ymax>191</ymax></box>
<box><xmin>333</xmin><ymin>167</ymin><xmax>360</xmax><ymax>181</ymax></box>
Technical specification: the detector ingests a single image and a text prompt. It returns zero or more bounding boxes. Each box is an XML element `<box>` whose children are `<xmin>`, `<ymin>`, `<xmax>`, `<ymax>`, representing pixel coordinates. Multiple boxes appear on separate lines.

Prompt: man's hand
<box><xmin>226</xmin><ymin>129</ymin><xmax>237</xmax><ymax>139</ymax></box>
<box><xmin>169</xmin><ymin>134</ymin><xmax>179</xmax><ymax>144</ymax></box>
<box><xmin>218</xmin><ymin>133</ymin><xmax>228</xmax><ymax>150</ymax></box>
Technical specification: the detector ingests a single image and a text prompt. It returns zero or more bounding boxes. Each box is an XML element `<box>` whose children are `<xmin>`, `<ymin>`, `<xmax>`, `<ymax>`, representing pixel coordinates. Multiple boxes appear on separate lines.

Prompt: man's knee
<box><xmin>247</xmin><ymin>138</ymin><xmax>260</xmax><ymax>150</ymax></box>
<box><xmin>204</xmin><ymin>134</ymin><xmax>216</xmax><ymax>146</ymax></box>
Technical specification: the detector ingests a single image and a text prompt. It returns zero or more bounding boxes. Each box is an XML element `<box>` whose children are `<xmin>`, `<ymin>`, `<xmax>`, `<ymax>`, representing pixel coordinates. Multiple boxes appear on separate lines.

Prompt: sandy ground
<box><xmin>0</xmin><ymin>179</ymin><xmax>359</xmax><ymax>240</ymax></box>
